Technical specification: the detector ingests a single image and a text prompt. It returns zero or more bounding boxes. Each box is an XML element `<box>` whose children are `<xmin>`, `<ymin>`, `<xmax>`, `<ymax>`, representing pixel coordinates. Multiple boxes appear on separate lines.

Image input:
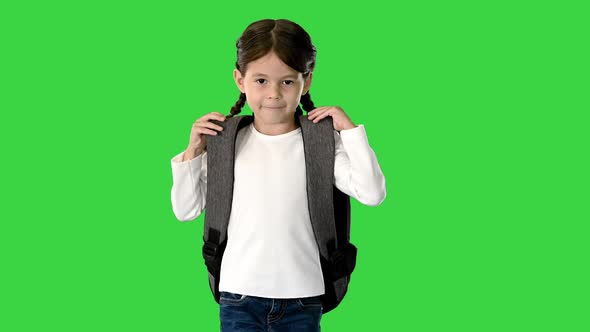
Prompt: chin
<box><xmin>256</xmin><ymin>108</ymin><xmax>293</xmax><ymax>115</ymax></box>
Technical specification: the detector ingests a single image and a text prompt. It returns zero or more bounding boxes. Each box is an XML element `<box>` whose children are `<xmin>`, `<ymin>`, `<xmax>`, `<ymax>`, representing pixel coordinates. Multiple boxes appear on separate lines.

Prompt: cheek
<box><xmin>246</xmin><ymin>86</ymin><xmax>261</xmax><ymax>96</ymax></box>
<box><xmin>293</xmin><ymin>85</ymin><xmax>305</xmax><ymax>96</ymax></box>
<box><xmin>242</xmin><ymin>88</ymin><xmax>256</xmax><ymax>101</ymax></box>
<box><xmin>245</xmin><ymin>94</ymin><xmax>261</xmax><ymax>109</ymax></box>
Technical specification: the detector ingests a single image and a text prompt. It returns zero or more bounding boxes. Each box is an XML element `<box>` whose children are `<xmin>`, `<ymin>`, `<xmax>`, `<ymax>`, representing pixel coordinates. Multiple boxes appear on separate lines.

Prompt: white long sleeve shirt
<box><xmin>170</xmin><ymin>122</ymin><xmax>386</xmax><ymax>298</ymax></box>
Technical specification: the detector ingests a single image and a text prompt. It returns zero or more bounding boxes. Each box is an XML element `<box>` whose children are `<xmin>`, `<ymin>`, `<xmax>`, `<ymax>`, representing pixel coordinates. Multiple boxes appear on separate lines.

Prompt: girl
<box><xmin>170</xmin><ymin>19</ymin><xmax>386</xmax><ymax>331</ymax></box>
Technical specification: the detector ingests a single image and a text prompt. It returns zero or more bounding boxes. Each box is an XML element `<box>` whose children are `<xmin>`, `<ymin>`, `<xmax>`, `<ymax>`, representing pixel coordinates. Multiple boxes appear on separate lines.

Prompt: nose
<box><xmin>267</xmin><ymin>84</ymin><xmax>281</xmax><ymax>99</ymax></box>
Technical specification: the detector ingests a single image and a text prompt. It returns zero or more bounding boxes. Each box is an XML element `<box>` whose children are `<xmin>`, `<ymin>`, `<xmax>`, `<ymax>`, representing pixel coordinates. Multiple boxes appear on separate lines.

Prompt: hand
<box><xmin>188</xmin><ymin>112</ymin><xmax>226</xmax><ymax>152</ymax></box>
<box><xmin>307</xmin><ymin>106</ymin><xmax>357</xmax><ymax>131</ymax></box>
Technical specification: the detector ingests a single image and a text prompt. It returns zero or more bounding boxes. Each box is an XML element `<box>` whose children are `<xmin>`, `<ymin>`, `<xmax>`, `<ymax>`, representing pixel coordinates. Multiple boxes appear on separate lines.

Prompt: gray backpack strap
<box><xmin>297</xmin><ymin>114</ymin><xmax>356</xmax><ymax>315</ymax></box>
<box><xmin>202</xmin><ymin>115</ymin><xmax>254</xmax><ymax>302</ymax></box>
<box><xmin>297</xmin><ymin>115</ymin><xmax>338</xmax><ymax>260</ymax></box>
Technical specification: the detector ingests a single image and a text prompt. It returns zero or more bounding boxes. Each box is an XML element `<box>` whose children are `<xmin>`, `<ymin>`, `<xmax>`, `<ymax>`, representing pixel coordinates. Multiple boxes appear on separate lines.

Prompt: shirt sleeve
<box><xmin>333</xmin><ymin>125</ymin><xmax>387</xmax><ymax>206</ymax></box>
<box><xmin>170</xmin><ymin>150</ymin><xmax>208</xmax><ymax>221</ymax></box>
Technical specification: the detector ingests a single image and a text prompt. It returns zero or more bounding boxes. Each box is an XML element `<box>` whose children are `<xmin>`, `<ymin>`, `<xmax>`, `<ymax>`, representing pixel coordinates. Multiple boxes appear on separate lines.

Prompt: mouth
<box><xmin>264</xmin><ymin>106</ymin><xmax>286</xmax><ymax>110</ymax></box>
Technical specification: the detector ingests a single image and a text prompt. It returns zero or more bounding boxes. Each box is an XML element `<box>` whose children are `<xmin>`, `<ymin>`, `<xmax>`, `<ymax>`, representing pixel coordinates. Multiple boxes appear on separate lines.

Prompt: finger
<box><xmin>313</xmin><ymin>110</ymin><xmax>332</xmax><ymax>123</ymax></box>
<box><xmin>201</xmin><ymin>121</ymin><xmax>224</xmax><ymax>132</ymax></box>
<box><xmin>196</xmin><ymin>114</ymin><xmax>224</xmax><ymax>124</ymax></box>
<box><xmin>308</xmin><ymin>108</ymin><xmax>321</xmax><ymax>119</ymax></box>
<box><xmin>215</xmin><ymin>113</ymin><xmax>227</xmax><ymax>121</ymax></box>
<box><xmin>312</xmin><ymin>106</ymin><xmax>330</xmax><ymax>116</ymax></box>
<box><xmin>308</xmin><ymin>107</ymin><xmax>324</xmax><ymax>115</ymax></box>
<box><xmin>207</xmin><ymin>113</ymin><xmax>226</xmax><ymax>121</ymax></box>
<box><xmin>197</xmin><ymin>112</ymin><xmax>223</xmax><ymax>121</ymax></box>
<box><xmin>198</xmin><ymin>128</ymin><xmax>218</xmax><ymax>136</ymax></box>
<box><xmin>195</xmin><ymin>121</ymin><xmax>223</xmax><ymax>132</ymax></box>
<box><xmin>310</xmin><ymin>109</ymin><xmax>328</xmax><ymax>121</ymax></box>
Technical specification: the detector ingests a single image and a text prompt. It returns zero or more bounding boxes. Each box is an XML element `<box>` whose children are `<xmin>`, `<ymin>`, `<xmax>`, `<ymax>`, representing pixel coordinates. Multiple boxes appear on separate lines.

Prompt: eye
<box><xmin>283</xmin><ymin>80</ymin><xmax>294</xmax><ymax>85</ymax></box>
<box><xmin>256</xmin><ymin>79</ymin><xmax>267</xmax><ymax>84</ymax></box>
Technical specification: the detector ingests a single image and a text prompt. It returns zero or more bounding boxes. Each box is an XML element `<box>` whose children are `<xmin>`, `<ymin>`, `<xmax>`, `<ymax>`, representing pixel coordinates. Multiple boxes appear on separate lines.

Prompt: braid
<box><xmin>300</xmin><ymin>92</ymin><xmax>316</xmax><ymax>113</ymax></box>
<box><xmin>295</xmin><ymin>105</ymin><xmax>303</xmax><ymax>116</ymax></box>
<box><xmin>227</xmin><ymin>92</ymin><xmax>247</xmax><ymax>118</ymax></box>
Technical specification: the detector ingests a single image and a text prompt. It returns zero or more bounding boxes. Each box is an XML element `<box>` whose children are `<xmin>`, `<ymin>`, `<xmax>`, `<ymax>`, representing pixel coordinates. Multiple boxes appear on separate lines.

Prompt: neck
<box><xmin>253</xmin><ymin>117</ymin><xmax>299</xmax><ymax>136</ymax></box>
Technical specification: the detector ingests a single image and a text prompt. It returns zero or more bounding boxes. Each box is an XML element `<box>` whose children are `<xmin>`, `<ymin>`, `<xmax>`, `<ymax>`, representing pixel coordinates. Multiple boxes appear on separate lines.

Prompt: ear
<box><xmin>302</xmin><ymin>72</ymin><xmax>313</xmax><ymax>95</ymax></box>
<box><xmin>233</xmin><ymin>69</ymin><xmax>245</xmax><ymax>93</ymax></box>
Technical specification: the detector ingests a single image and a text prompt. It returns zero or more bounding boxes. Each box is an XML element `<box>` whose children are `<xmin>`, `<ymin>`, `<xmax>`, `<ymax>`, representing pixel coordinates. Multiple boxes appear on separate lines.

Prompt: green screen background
<box><xmin>1</xmin><ymin>0</ymin><xmax>588</xmax><ymax>331</ymax></box>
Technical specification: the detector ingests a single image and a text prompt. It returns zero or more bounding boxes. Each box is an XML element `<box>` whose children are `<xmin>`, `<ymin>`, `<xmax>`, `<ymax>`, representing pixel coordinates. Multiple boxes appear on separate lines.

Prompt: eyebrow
<box><xmin>252</xmin><ymin>73</ymin><xmax>298</xmax><ymax>79</ymax></box>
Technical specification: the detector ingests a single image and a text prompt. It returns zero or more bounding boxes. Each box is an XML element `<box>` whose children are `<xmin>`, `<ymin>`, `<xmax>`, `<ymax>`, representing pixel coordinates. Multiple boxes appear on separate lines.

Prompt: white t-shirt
<box><xmin>170</xmin><ymin>122</ymin><xmax>386</xmax><ymax>298</ymax></box>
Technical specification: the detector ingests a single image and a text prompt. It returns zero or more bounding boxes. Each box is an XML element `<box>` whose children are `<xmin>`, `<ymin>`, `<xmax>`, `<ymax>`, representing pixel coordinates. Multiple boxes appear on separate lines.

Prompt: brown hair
<box><xmin>227</xmin><ymin>19</ymin><xmax>317</xmax><ymax>118</ymax></box>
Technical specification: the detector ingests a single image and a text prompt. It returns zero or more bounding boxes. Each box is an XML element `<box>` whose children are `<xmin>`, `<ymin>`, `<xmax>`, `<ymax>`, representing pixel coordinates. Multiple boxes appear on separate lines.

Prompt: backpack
<box><xmin>201</xmin><ymin>114</ymin><xmax>357</xmax><ymax>314</ymax></box>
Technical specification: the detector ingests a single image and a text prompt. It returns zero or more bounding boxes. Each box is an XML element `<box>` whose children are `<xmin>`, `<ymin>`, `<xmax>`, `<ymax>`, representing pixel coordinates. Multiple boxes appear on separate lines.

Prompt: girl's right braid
<box><xmin>227</xmin><ymin>92</ymin><xmax>247</xmax><ymax>118</ymax></box>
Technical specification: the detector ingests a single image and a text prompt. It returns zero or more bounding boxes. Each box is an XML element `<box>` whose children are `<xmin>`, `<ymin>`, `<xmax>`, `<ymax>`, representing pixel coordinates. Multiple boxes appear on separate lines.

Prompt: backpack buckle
<box><xmin>328</xmin><ymin>243</ymin><xmax>357</xmax><ymax>279</ymax></box>
<box><xmin>202</xmin><ymin>241</ymin><xmax>219</xmax><ymax>259</ymax></box>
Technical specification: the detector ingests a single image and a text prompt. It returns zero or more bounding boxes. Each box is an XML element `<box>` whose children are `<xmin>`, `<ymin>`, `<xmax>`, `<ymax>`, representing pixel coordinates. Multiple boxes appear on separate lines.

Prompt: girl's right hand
<box><xmin>186</xmin><ymin>112</ymin><xmax>226</xmax><ymax>155</ymax></box>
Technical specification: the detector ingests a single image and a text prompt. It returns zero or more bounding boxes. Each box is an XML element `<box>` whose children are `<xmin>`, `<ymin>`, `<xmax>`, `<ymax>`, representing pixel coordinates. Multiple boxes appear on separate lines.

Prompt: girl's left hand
<box><xmin>307</xmin><ymin>106</ymin><xmax>357</xmax><ymax>131</ymax></box>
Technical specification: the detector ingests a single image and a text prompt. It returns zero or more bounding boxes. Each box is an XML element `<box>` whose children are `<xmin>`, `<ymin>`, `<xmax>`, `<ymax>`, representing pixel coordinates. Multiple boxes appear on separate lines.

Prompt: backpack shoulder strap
<box><xmin>298</xmin><ymin>115</ymin><xmax>356</xmax><ymax>315</ymax></box>
<box><xmin>297</xmin><ymin>114</ymin><xmax>338</xmax><ymax>260</ymax></box>
<box><xmin>202</xmin><ymin>115</ymin><xmax>253</xmax><ymax>271</ymax></box>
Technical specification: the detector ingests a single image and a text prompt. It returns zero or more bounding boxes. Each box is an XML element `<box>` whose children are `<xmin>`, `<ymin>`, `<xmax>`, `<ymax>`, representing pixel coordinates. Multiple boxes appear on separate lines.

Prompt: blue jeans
<box><xmin>219</xmin><ymin>291</ymin><xmax>323</xmax><ymax>331</ymax></box>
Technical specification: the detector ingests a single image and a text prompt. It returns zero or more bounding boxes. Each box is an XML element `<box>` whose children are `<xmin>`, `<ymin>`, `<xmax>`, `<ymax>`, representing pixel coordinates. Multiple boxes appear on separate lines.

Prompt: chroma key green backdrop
<box><xmin>1</xmin><ymin>0</ymin><xmax>588</xmax><ymax>331</ymax></box>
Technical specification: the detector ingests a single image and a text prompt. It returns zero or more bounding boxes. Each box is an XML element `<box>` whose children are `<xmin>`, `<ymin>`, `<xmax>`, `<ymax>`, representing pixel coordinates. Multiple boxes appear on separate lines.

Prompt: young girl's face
<box><xmin>233</xmin><ymin>51</ymin><xmax>312</xmax><ymax>127</ymax></box>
